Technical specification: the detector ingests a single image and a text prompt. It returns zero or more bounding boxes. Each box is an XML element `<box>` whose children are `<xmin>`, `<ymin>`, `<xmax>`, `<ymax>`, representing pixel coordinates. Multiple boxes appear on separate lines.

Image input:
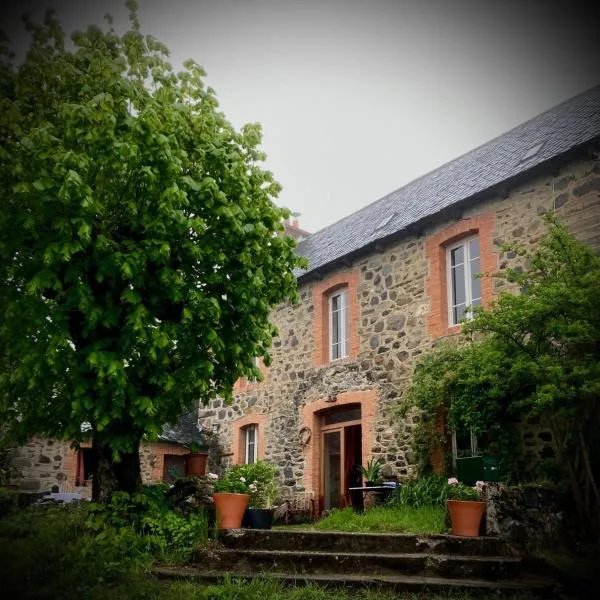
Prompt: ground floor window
<box><xmin>243</xmin><ymin>424</ymin><xmax>258</xmax><ymax>464</ymax></box>
<box><xmin>163</xmin><ymin>454</ymin><xmax>186</xmax><ymax>483</ymax></box>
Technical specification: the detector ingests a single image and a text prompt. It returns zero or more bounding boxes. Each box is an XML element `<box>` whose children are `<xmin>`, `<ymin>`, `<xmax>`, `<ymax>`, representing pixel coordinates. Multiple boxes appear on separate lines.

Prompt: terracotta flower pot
<box><xmin>213</xmin><ymin>492</ymin><xmax>250</xmax><ymax>529</ymax></box>
<box><xmin>447</xmin><ymin>499</ymin><xmax>486</xmax><ymax>537</ymax></box>
<box><xmin>185</xmin><ymin>452</ymin><xmax>208</xmax><ymax>477</ymax></box>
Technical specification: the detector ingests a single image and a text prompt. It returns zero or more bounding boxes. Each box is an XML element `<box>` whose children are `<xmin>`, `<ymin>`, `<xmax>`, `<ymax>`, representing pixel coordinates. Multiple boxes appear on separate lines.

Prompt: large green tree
<box><xmin>402</xmin><ymin>218</ymin><xmax>600</xmax><ymax>540</ymax></box>
<box><xmin>0</xmin><ymin>3</ymin><xmax>303</xmax><ymax>500</ymax></box>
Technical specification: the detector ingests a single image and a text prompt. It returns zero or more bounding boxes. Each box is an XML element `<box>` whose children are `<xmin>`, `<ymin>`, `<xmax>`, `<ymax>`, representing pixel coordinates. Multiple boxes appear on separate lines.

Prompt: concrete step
<box><xmin>209</xmin><ymin>548</ymin><xmax>523</xmax><ymax>581</ymax></box>
<box><xmin>218</xmin><ymin>528</ymin><xmax>514</xmax><ymax>557</ymax></box>
<box><xmin>155</xmin><ymin>566</ymin><xmax>557</xmax><ymax>596</ymax></box>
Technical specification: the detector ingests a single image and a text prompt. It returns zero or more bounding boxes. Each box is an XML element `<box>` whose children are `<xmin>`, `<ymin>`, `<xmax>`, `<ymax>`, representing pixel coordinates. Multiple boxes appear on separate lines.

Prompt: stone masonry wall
<box><xmin>8</xmin><ymin>437</ymin><xmax>192</xmax><ymax>495</ymax></box>
<box><xmin>198</xmin><ymin>153</ymin><xmax>600</xmax><ymax>497</ymax></box>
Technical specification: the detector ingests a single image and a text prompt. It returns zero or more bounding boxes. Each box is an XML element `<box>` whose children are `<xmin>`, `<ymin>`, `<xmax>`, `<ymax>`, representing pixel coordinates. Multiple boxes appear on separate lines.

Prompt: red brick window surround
<box><xmin>312</xmin><ymin>269</ymin><xmax>359</xmax><ymax>367</ymax></box>
<box><xmin>231</xmin><ymin>413</ymin><xmax>267</xmax><ymax>465</ymax></box>
<box><xmin>426</xmin><ymin>213</ymin><xmax>497</xmax><ymax>338</ymax></box>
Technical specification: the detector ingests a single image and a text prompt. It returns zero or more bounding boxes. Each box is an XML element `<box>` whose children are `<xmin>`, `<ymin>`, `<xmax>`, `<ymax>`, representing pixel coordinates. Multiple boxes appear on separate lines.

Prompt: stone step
<box><xmin>218</xmin><ymin>529</ymin><xmax>514</xmax><ymax>557</ymax></box>
<box><xmin>155</xmin><ymin>566</ymin><xmax>557</xmax><ymax>596</ymax></box>
<box><xmin>209</xmin><ymin>548</ymin><xmax>523</xmax><ymax>581</ymax></box>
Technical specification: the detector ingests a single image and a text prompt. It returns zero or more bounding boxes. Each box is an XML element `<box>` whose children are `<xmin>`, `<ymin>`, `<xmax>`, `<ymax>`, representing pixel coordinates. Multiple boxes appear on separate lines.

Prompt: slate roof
<box><xmin>158</xmin><ymin>409</ymin><xmax>208</xmax><ymax>447</ymax></box>
<box><xmin>296</xmin><ymin>85</ymin><xmax>600</xmax><ymax>278</ymax></box>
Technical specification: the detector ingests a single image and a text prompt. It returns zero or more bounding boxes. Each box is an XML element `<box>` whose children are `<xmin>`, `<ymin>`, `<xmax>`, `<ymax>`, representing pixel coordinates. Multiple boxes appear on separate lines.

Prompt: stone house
<box><xmin>199</xmin><ymin>85</ymin><xmax>600</xmax><ymax>514</ymax></box>
<box><xmin>6</xmin><ymin>410</ymin><xmax>208</xmax><ymax>496</ymax></box>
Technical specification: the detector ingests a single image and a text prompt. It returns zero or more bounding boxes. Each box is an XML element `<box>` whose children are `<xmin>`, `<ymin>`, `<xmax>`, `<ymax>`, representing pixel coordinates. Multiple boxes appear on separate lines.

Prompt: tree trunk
<box><xmin>91</xmin><ymin>433</ymin><xmax>143</xmax><ymax>503</ymax></box>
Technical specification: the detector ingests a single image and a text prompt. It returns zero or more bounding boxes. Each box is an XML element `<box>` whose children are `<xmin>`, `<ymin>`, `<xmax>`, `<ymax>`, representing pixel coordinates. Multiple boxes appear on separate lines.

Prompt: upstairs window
<box><xmin>447</xmin><ymin>236</ymin><xmax>481</xmax><ymax>326</ymax></box>
<box><xmin>243</xmin><ymin>424</ymin><xmax>258</xmax><ymax>464</ymax></box>
<box><xmin>329</xmin><ymin>288</ymin><xmax>349</xmax><ymax>360</ymax></box>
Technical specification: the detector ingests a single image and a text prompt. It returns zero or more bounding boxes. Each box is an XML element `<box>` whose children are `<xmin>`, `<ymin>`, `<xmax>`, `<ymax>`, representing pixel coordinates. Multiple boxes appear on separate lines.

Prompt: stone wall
<box><xmin>200</xmin><ymin>152</ymin><xmax>600</xmax><ymax>499</ymax></box>
<box><xmin>7</xmin><ymin>437</ymin><xmax>193</xmax><ymax>494</ymax></box>
<box><xmin>483</xmin><ymin>482</ymin><xmax>568</xmax><ymax>546</ymax></box>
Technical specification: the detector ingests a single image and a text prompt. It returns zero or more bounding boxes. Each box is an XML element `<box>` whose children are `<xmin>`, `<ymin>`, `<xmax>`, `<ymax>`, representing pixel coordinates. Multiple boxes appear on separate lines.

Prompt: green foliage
<box><xmin>0</xmin><ymin>486</ymin><xmax>19</xmax><ymax>517</ymax></box>
<box><xmin>401</xmin><ymin>217</ymin><xmax>600</xmax><ymax>538</ymax></box>
<box><xmin>0</xmin><ymin>2</ymin><xmax>304</xmax><ymax>491</ymax></box>
<box><xmin>86</xmin><ymin>488</ymin><xmax>208</xmax><ymax>563</ymax></box>
<box><xmin>395</xmin><ymin>475</ymin><xmax>450</xmax><ymax>508</ymax></box>
<box><xmin>357</xmin><ymin>457</ymin><xmax>384</xmax><ymax>484</ymax></box>
<box><xmin>212</xmin><ymin>462</ymin><xmax>279</xmax><ymax>502</ymax></box>
<box><xmin>315</xmin><ymin>505</ymin><xmax>447</xmax><ymax>534</ymax></box>
<box><xmin>239</xmin><ymin>460</ymin><xmax>279</xmax><ymax>508</ymax></box>
<box><xmin>0</xmin><ymin>504</ymin><xmax>150</xmax><ymax>599</ymax></box>
<box><xmin>446</xmin><ymin>481</ymin><xmax>480</xmax><ymax>501</ymax></box>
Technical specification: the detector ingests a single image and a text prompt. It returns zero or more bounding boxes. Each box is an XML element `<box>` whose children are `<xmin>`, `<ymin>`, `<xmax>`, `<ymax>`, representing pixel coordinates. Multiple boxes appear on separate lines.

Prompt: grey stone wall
<box><xmin>198</xmin><ymin>154</ymin><xmax>600</xmax><ymax>492</ymax></box>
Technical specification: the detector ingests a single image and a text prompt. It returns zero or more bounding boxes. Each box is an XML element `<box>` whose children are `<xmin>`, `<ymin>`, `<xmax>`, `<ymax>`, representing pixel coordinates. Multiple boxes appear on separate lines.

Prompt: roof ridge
<box><xmin>297</xmin><ymin>84</ymin><xmax>600</xmax><ymax>247</ymax></box>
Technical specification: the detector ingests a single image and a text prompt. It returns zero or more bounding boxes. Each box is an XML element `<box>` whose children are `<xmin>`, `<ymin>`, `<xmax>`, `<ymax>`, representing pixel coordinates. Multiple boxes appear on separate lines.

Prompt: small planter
<box><xmin>185</xmin><ymin>452</ymin><xmax>208</xmax><ymax>477</ymax></box>
<box><xmin>213</xmin><ymin>492</ymin><xmax>250</xmax><ymax>529</ymax></box>
<box><xmin>246</xmin><ymin>507</ymin><xmax>273</xmax><ymax>530</ymax></box>
<box><xmin>447</xmin><ymin>499</ymin><xmax>486</xmax><ymax>537</ymax></box>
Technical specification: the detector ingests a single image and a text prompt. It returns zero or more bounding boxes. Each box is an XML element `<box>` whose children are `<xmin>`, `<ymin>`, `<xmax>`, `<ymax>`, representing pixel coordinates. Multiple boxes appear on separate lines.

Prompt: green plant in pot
<box><xmin>358</xmin><ymin>458</ymin><xmax>384</xmax><ymax>487</ymax></box>
<box><xmin>242</xmin><ymin>461</ymin><xmax>279</xmax><ymax>530</ymax></box>
<box><xmin>446</xmin><ymin>478</ymin><xmax>486</xmax><ymax>537</ymax></box>
<box><xmin>212</xmin><ymin>465</ymin><xmax>253</xmax><ymax>529</ymax></box>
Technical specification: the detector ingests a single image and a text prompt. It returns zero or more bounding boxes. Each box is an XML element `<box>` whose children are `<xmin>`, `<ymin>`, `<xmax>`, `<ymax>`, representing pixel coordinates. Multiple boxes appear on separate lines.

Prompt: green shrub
<box><xmin>85</xmin><ymin>489</ymin><xmax>208</xmax><ymax>563</ymax></box>
<box><xmin>394</xmin><ymin>475</ymin><xmax>450</xmax><ymax>508</ymax></box>
<box><xmin>0</xmin><ymin>486</ymin><xmax>19</xmax><ymax>517</ymax></box>
<box><xmin>0</xmin><ymin>504</ymin><xmax>149</xmax><ymax>599</ymax></box>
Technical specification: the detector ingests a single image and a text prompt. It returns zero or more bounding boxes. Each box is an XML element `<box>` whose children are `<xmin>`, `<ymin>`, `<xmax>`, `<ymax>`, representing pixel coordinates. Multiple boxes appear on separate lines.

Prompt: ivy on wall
<box><xmin>399</xmin><ymin>216</ymin><xmax>600</xmax><ymax>540</ymax></box>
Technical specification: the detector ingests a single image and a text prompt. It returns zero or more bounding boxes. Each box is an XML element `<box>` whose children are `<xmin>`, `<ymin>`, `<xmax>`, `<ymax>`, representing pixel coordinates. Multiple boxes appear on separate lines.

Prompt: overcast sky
<box><xmin>2</xmin><ymin>0</ymin><xmax>599</xmax><ymax>233</ymax></box>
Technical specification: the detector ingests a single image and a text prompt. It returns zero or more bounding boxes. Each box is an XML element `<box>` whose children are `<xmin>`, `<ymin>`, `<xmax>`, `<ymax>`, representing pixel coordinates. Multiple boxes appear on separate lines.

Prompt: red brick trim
<box><xmin>311</xmin><ymin>269</ymin><xmax>360</xmax><ymax>367</ymax></box>
<box><xmin>147</xmin><ymin>442</ymin><xmax>190</xmax><ymax>482</ymax></box>
<box><xmin>231</xmin><ymin>413</ymin><xmax>267</xmax><ymax>465</ymax></box>
<box><xmin>301</xmin><ymin>389</ymin><xmax>377</xmax><ymax>513</ymax></box>
<box><xmin>426</xmin><ymin>212</ymin><xmax>497</xmax><ymax>338</ymax></box>
<box><xmin>233</xmin><ymin>358</ymin><xmax>268</xmax><ymax>394</ymax></box>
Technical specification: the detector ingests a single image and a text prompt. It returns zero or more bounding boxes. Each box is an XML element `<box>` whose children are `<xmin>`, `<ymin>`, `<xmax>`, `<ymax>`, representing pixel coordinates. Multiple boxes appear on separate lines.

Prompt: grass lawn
<box><xmin>89</xmin><ymin>577</ymin><xmax>537</xmax><ymax>600</ymax></box>
<box><xmin>275</xmin><ymin>505</ymin><xmax>448</xmax><ymax>535</ymax></box>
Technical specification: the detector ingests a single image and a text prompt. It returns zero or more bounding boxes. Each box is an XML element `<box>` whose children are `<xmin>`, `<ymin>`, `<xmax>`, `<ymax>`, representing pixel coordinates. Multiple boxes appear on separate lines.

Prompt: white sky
<box><xmin>3</xmin><ymin>0</ymin><xmax>599</xmax><ymax>234</ymax></box>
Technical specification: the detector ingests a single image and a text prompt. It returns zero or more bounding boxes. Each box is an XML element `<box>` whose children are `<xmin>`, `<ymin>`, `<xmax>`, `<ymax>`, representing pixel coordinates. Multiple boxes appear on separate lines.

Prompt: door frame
<box><xmin>320</xmin><ymin>418</ymin><xmax>361</xmax><ymax>510</ymax></box>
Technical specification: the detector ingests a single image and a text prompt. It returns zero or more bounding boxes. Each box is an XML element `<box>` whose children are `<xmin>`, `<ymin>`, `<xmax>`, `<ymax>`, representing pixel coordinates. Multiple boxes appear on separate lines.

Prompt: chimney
<box><xmin>291</xmin><ymin>211</ymin><xmax>301</xmax><ymax>229</ymax></box>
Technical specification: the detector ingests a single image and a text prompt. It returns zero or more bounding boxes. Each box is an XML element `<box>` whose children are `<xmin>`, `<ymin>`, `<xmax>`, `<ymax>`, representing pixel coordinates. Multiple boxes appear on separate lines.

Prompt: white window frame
<box><xmin>244</xmin><ymin>424</ymin><xmax>258</xmax><ymax>464</ymax></box>
<box><xmin>329</xmin><ymin>288</ymin><xmax>348</xmax><ymax>361</ymax></box>
<box><xmin>451</xmin><ymin>428</ymin><xmax>479</xmax><ymax>471</ymax></box>
<box><xmin>446</xmin><ymin>235</ymin><xmax>481</xmax><ymax>326</ymax></box>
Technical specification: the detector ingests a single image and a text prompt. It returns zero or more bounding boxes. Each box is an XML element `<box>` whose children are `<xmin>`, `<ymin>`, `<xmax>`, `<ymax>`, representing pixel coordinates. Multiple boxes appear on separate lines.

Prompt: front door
<box><xmin>320</xmin><ymin>404</ymin><xmax>362</xmax><ymax>511</ymax></box>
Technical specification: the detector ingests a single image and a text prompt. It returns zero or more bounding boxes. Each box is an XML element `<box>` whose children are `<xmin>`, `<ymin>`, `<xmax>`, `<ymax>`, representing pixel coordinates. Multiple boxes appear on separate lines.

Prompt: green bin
<box><xmin>455</xmin><ymin>456</ymin><xmax>483</xmax><ymax>486</ymax></box>
<box><xmin>482</xmin><ymin>455</ymin><xmax>501</xmax><ymax>482</ymax></box>
<box><xmin>456</xmin><ymin>455</ymin><xmax>501</xmax><ymax>485</ymax></box>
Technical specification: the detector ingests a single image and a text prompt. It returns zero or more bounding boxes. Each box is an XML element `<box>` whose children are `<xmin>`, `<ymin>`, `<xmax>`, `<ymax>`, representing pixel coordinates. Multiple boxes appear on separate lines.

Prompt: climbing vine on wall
<box><xmin>400</xmin><ymin>216</ymin><xmax>600</xmax><ymax>540</ymax></box>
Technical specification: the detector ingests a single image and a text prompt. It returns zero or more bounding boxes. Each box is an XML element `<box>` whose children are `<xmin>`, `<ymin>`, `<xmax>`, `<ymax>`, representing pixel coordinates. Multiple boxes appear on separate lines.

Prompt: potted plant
<box><xmin>446</xmin><ymin>478</ymin><xmax>486</xmax><ymax>537</ymax></box>
<box><xmin>244</xmin><ymin>461</ymin><xmax>279</xmax><ymax>529</ymax></box>
<box><xmin>211</xmin><ymin>465</ymin><xmax>252</xmax><ymax>529</ymax></box>
<box><xmin>358</xmin><ymin>458</ymin><xmax>384</xmax><ymax>487</ymax></box>
<box><xmin>184</xmin><ymin>442</ymin><xmax>209</xmax><ymax>477</ymax></box>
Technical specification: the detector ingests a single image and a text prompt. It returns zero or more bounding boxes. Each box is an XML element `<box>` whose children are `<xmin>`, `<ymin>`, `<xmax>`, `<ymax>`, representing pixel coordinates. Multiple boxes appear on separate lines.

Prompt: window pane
<box><xmin>453</xmin><ymin>303</ymin><xmax>466</xmax><ymax>324</ymax></box>
<box><xmin>452</xmin><ymin>263</ymin><xmax>466</xmax><ymax>306</ymax></box>
<box><xmin>332</xmin><ymin>342</ymin><xmax>341</xmax><ymax>360</ymax></box>
<box><xmin>332</xmin><ymin>295</ymin><xmax>339</xmax><ymax>312</ymax></box>
<box><xmin>469</xmin><ymin>238</ymin><xmax>480</xmax><ymax>260</ymax></box>
<box><xmin>471</xmin><ymin>274</ymin><xmax>482</xmax><ymax>303</ymax></box>
<box><xmin>245</xmin><ymin>426</ymin><xmax>257</xmax><ymax>464</ymax></box>
<box><xmin>451</xmin><ymin>246</ymin><xmax>464</xmax><ymax>266</ymax></box>
<box><xmin>332</xmin><ymin>309</ymin><xmax>340</xmax><ymax>345</ymax></box>
<box><xmin>323</xmin><ymin>405</ymin><xmax>361</xmax><ymax>425</ymax></box>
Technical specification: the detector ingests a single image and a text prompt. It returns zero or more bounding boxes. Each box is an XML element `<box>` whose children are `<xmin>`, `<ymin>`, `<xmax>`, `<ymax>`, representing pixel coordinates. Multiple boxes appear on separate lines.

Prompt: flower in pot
<box><xmin>242</xmin><ymin>461</ymin><xmax>279</xmax><ymax>530</ymax></box>
<box><xmin>358</xmin><ymin>458</ymin><xmax>384</xmax><ymax>487</ymax></box>
<box><xmin>212</xmin><ymin>466</ymin><xmax>252</xmax><ymax>529</ymax></box>
<box><xmin>446</xmin><ymin>478</ymin><xmax>486</xmax><ymax>537</ymax></box>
